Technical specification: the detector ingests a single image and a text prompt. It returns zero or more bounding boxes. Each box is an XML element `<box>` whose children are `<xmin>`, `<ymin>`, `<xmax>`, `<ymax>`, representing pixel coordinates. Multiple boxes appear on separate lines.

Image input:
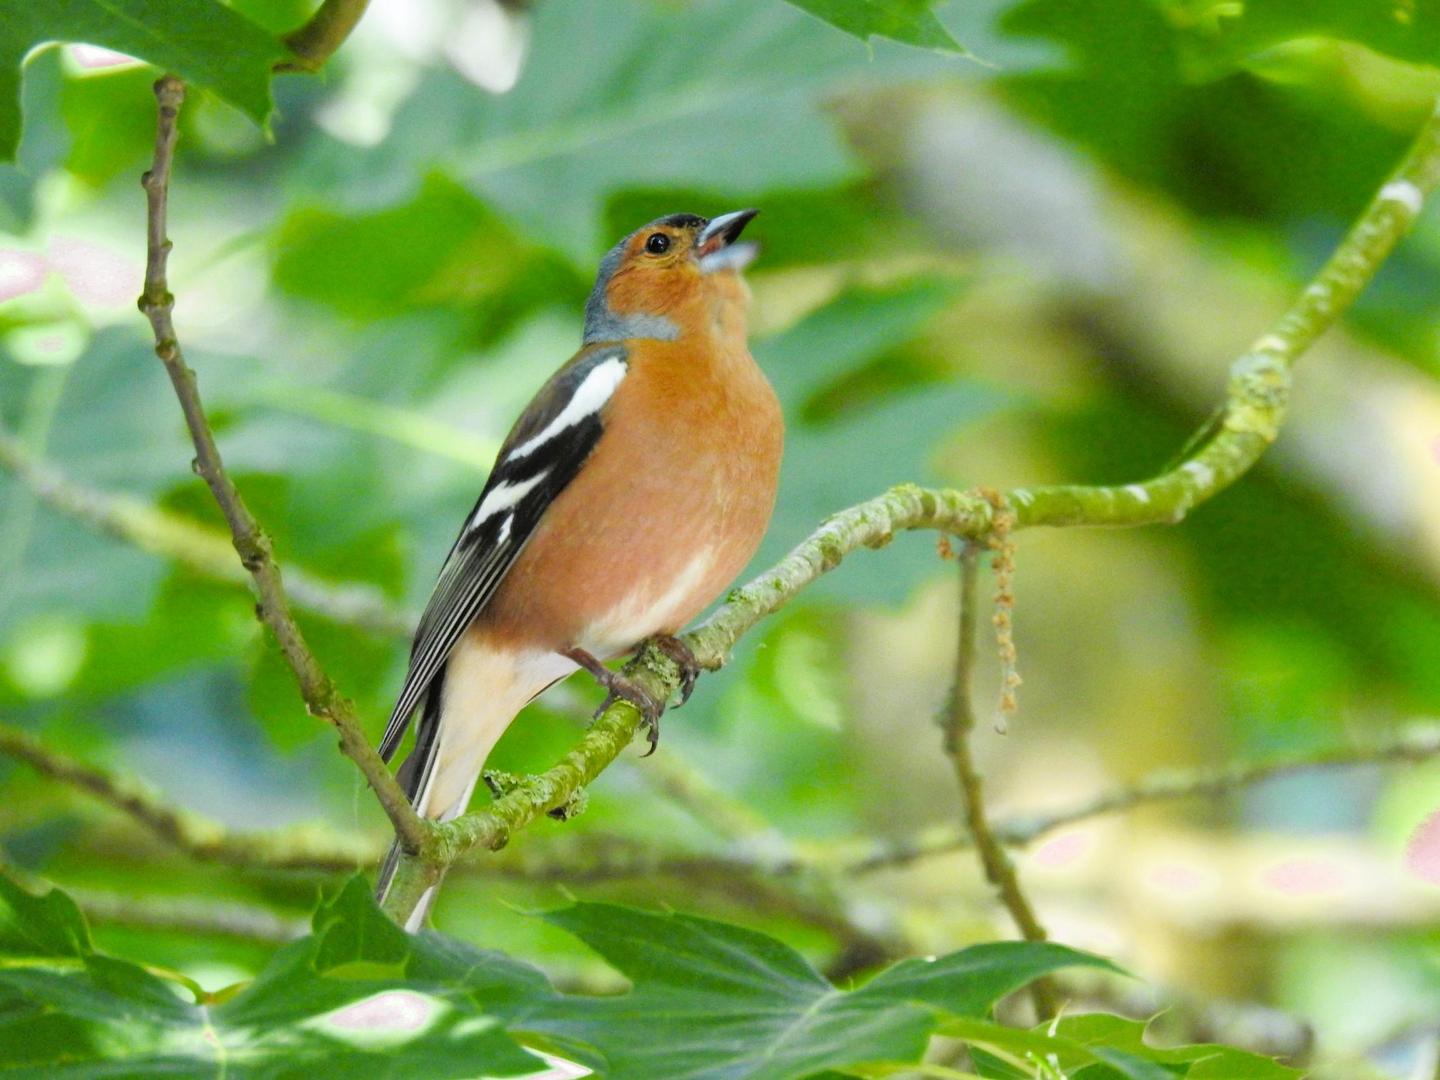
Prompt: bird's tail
<box><xmin>374</xmin><ymin>680</ymin><xmax>454</xmax><ymax>931</ymax></box>
<box><xmin>375</xmin><ymin>638</ymin><xmax>559</xmax><ymax>931</ymax></box>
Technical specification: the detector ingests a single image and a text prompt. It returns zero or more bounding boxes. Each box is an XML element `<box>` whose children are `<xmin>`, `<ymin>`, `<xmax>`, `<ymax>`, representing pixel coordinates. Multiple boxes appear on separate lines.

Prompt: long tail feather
<box><xmin>374</xmin><ymin>639</ymin><xmax>569</xmax><ymax>931</ymax></box>
<box><xmin>374</xmin><ymin>679</ymin><xmax>444</xmax><ymax>911</ymax></box>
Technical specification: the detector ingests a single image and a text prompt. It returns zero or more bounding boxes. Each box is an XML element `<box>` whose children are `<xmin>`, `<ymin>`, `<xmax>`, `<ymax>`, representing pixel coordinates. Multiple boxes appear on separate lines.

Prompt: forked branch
<box><xmin>127</xmin><ymin>71</ymin><xmax>1440</xmax><ymax>927</ymax></box>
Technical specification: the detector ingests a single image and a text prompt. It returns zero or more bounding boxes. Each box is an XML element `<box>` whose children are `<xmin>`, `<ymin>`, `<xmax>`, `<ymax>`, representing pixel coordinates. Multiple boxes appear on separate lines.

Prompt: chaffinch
<box><xmin>375</xmin><ymin>210</ymin><xmax>783</xmax><ymax>923</ymax></box>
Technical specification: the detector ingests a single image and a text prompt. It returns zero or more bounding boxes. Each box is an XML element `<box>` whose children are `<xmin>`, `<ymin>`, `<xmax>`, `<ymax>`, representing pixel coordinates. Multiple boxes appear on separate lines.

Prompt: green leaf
<box><xmin>0</xmin><ymin>873</ymin><xmax>90</xmax><ymax>959</ymax></box>
<box><xmin>782</xmin><ymin>0</ymin><xmax>968</xmax><ymax>54</ymax></box>
<box><xmin>751</xmin><ymin>279</ymin><xmax>1017</xmax><ymax>603</ymax></box>
<box><xmin>317</xmin><ymin>0</ymin><xmax>953</xmax><ymax>260</ymax></box>
<box><xmin>0</xmin><ymin>873</ymin><xmax>545</xmax><ymax>1077</ymax></box>
<box><xmin>525</xmin><ymin>902</ymin><xmax>1115</xmax><ymax>1080</ymax></box>
<box><xmin>1157</xmin><ymin>0</ymin><xmax>1440</xmax><ymax>75</ymax></box>
<box><xmin>60</xmin><ymin>64</ymin><xmax>158</xmax><ymax>185</ymax></box>
<box><xmin>946</xmin><ymin>1017</ymin><xmax>1174</xmax><ymax>1080</ymax></box>
<box><xmin>0</xmin><ymin>0</ymin><xmax>288</xmax><ymax>161</ymax></box>
<box><xmin>310</xmin><ymin>873</ymin><xmax>412</xmax><ymax>976</ymax></box>
<box><xmin>1050</xmin><ymin>1013</ymin><xmax>1302</xmax><ymax>1080</ymax></box>
<box><xmin>272</xmin><ymin>172</ymin><xmax>584</xmax><ymax>338</ymax></box>
<box><xmin>859</xmin><ymin>941</ymin><xmax>1126</xmax><ymax>1017</ymax></box>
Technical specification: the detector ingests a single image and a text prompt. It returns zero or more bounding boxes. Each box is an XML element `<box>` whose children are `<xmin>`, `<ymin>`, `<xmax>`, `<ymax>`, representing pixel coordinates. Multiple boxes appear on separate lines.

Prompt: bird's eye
<box><xmin>644</xmin><ymin>232</ymin><xmax>670</xmax><ymax>255</ymax></box>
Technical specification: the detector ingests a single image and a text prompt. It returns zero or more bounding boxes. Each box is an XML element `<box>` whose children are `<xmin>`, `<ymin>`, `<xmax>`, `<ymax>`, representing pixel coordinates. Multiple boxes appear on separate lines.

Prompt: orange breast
<box><xmin>478</xmin><ymin>336</ymin><xmax>783</xmax><ymax>656</ymax></box>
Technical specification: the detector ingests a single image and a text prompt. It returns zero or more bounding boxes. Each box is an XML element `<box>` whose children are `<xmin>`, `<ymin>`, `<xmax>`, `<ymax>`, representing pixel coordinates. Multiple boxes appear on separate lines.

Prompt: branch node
<box><xmin>547</xmin><ymin>787</ymin><xmax>589</xmax><ymax>822</ymax></box>
<box><xmin>1224</xmin><ymin>350</ymin><xmax>1292</xmax><ymax>444</ymax></box>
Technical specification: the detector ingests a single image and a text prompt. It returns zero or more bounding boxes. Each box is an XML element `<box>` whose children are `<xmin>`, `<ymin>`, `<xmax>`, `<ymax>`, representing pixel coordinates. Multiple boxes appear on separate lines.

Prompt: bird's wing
<box><xmin>378</xmin><ymin>344</ymin><xmax>631</xmax><ymax>761</ymax></box>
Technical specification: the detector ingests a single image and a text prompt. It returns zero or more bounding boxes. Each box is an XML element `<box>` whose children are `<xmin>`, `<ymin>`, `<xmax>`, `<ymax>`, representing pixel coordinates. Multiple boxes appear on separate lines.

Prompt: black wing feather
<box><xmin>378</xmin><ymin>345</ymin><xmax>627</xmax><ymax>762</ymax></box>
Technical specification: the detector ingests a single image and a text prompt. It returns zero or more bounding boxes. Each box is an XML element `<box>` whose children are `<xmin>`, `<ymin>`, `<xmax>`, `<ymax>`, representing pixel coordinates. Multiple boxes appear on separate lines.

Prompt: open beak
<box><xmin>696</xmin><ymin>208</ymin><xmax>759</xmax><ymax>274</ymax></box>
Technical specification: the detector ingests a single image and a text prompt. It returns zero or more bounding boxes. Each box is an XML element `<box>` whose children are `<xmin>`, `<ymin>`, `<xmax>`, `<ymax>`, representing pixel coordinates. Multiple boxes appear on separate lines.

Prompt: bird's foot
<box><xmin>649</xmin><ymin>634</ymin><xmax>700</xmax><ymax>706</ymax></box>
<box><xmin>565</xmin><ymin>647</ymin><xmax>665</xmax><ymax>756</ymax></box>
<box><xmin>596</xmin><ymin>680</ymin><xmax>665</xmax><ymax>756</ymax></box>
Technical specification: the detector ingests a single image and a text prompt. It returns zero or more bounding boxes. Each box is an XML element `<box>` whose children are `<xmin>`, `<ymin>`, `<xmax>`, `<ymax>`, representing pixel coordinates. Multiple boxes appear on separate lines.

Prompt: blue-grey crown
<box><xmin>582</xmin><ymin>214</ymin><xmax>707</xmax><ymax>345</ymax></box>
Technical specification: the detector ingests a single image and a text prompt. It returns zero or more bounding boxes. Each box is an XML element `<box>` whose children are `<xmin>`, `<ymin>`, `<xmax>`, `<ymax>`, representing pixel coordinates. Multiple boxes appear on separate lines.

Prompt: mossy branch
<box><xmin>116</xmin><ymin>70</ymin><xmax>1440</xmax><ymax>928</ymax></box>
<box><xmin>382</xmin><ymin>97</ymin><xmax>1440</xmax><ymax>925</ymax></box>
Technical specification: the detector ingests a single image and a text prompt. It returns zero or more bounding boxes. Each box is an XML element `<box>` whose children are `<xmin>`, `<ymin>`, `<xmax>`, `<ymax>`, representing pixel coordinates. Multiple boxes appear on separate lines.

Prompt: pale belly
<box><xmin>576</xmin><ymin>545</ymin><xmax>719</xmax><ymax>658</ymax></box>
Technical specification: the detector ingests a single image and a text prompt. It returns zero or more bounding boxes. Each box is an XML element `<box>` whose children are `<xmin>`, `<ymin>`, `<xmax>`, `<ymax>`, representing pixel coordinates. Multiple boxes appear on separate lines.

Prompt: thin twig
<box><xmin>847</xmin><ymin>721</ymin><xmax>1440</xmax><ymax>873</ymax></box>
<box><xmin>943</xmin><ymin>544</ymin><xmax>1056</xmax><ymax>1019</ymax></box>
<box><xmin>0</xmin><ymin>424</ymin><xmax>414</xmax><ymax>638</ymax></box>
<box><xmin>0</xmin><ymin>723</ymin><xmax>373</xmax><ymax>871</ymax></box>
<box><xmin>136</xmin><ymin>76</ymin><xmax>429</xmax><ymax>858</ymax></box>
<box><xmin>69</xmin><ymin>888</ymin><xmax>307</xmax><ymax>944</ymax></box>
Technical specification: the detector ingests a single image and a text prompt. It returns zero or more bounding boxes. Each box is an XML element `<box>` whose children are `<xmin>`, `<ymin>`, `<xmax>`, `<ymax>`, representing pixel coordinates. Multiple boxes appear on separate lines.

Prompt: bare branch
<box><xmin>943</xmin><ymin>544</ymin><xmax>1055</xmax><ymax>1018</ymax></box>
<box><xmin>136</xmin><ymin>75</ymin><xmax>429</xmax><ymax>858</ymax></box>
<box><xmin>68</xmin><ymin>888</ymin><xmax>307</xmax><ymax>944</ymax></box>
<box><xmin>0</xmin><ymin>722</ymin><xmax>373</xmax><ymax>871</ymax></box>
<box><xmin>0</xmin><ymin>425</ymin><xmax>414</xmax><ymax>638</ymax></box>
<box><xmin>849</xmin><ymin>722</ymin><xmax>1440</xmax><ymax>873</ymax></box>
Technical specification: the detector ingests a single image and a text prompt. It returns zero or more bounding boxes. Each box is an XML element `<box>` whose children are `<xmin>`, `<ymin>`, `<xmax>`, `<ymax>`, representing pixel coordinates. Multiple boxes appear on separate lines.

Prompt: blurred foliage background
<box><xmin>3</xmin><ymin>1</ymin><xmax>1440</xmax><ymax>1076</ymax></box>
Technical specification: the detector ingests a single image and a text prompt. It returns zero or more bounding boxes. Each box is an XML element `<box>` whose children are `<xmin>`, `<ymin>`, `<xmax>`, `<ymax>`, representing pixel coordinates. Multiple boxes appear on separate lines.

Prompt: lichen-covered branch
<box><xmin>137</xmin><ymin>75</ymin><xmax>429</xmax><ymax>857</ymax></box>
<box><xmin>123</xmin><ymin>66</ymin><xmax>1440</xmax><ymax>929</ymax></box>
<box><xmin>376</xmin><ymin>96</ymin><xmax>1440</xmax><ymax>927</ymax></box>
<box><xmin>0</xmin><ymin>425</ymin><xmax>413</xmax><ymax>638</ymax></box>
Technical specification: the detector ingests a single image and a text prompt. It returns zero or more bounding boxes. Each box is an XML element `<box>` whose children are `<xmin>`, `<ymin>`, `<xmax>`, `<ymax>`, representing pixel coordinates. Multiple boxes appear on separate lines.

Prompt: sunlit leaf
<box><xmin>1159</xmin><ymin>0</ymin><xmax>1440</xmax><ymax>75</ymax></box>
<box><xmin>520</xmin><ymin>902</ymin><xmax>1115</xmax><ymax>1080</ymax></box>
<box><xmin>781</xmin><ymin>0</ymin><xmax>968</xmax><ymax>54</ymax></box>
<box><xmin>751</xmin><ymin>279</ymin><xmax>1017</xmax><ymax>602</ymax></box>
<box><xmin>0</xmin><ymin>0</ymin><xmax>288</xmax><ymax>161</ymax></box>
<box><xmin>0</xmin><ymin>874</ymin><xmax>546</xmax><ymax>1078</ymax></box>
<box><xmin>311</xmin><ymin>0</ymin><xmax>953</xmax><ymax>260</ymax></box>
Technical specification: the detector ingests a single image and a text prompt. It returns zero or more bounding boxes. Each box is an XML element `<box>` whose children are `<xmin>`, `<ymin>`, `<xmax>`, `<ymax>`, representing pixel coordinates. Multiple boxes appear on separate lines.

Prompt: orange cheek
<box><xmin>607</xmin><ymin>265</ymin><xmax>697</xmax><ymax>319</ymax></box>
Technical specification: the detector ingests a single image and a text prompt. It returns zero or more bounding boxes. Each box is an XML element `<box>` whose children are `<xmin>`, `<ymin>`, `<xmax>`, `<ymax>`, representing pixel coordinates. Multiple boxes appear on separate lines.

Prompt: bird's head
<box><xmin>583</xmin><ymin>209</ymin><xmax>759</xmax><ymax>345</ymax></box>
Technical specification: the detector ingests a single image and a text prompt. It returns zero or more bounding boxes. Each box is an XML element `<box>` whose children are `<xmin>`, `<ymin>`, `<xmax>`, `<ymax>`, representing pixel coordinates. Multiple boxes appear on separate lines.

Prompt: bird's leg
<box><xmin>564</xmin><ymin>647</ymin><xmax>665</xmax><ymax>755</ymax></box>
<box><xmin>649</xmin><ymin>633</ymin><xmax>700</xmax><ymax>706</ymax></box>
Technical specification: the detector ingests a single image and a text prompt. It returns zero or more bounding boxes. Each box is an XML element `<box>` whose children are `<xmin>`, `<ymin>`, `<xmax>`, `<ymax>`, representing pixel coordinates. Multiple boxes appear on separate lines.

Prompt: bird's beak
<box><xmin>696</xmin><ymin>208</ymin><xmax>759</xmax><ymax>274</ymax></box>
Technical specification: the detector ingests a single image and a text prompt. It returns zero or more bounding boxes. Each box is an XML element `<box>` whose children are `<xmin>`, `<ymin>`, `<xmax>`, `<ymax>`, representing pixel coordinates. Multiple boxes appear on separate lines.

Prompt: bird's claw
<box><xmin>595</xmin><ymin>679</ymin><xmax>664</xmax><ymax>756</ymax></box>
<box><xmin>650</xmin><ymin>634</ymin><xmax>700</xmax><ymax>707</ymax></box>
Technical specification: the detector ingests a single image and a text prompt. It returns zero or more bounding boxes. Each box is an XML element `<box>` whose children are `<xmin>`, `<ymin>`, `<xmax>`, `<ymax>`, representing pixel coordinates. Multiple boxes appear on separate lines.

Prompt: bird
<box><xmin>374</xmin><ymin>210</ymin><xmax>783</xmax><ymax>926</ymax></box>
